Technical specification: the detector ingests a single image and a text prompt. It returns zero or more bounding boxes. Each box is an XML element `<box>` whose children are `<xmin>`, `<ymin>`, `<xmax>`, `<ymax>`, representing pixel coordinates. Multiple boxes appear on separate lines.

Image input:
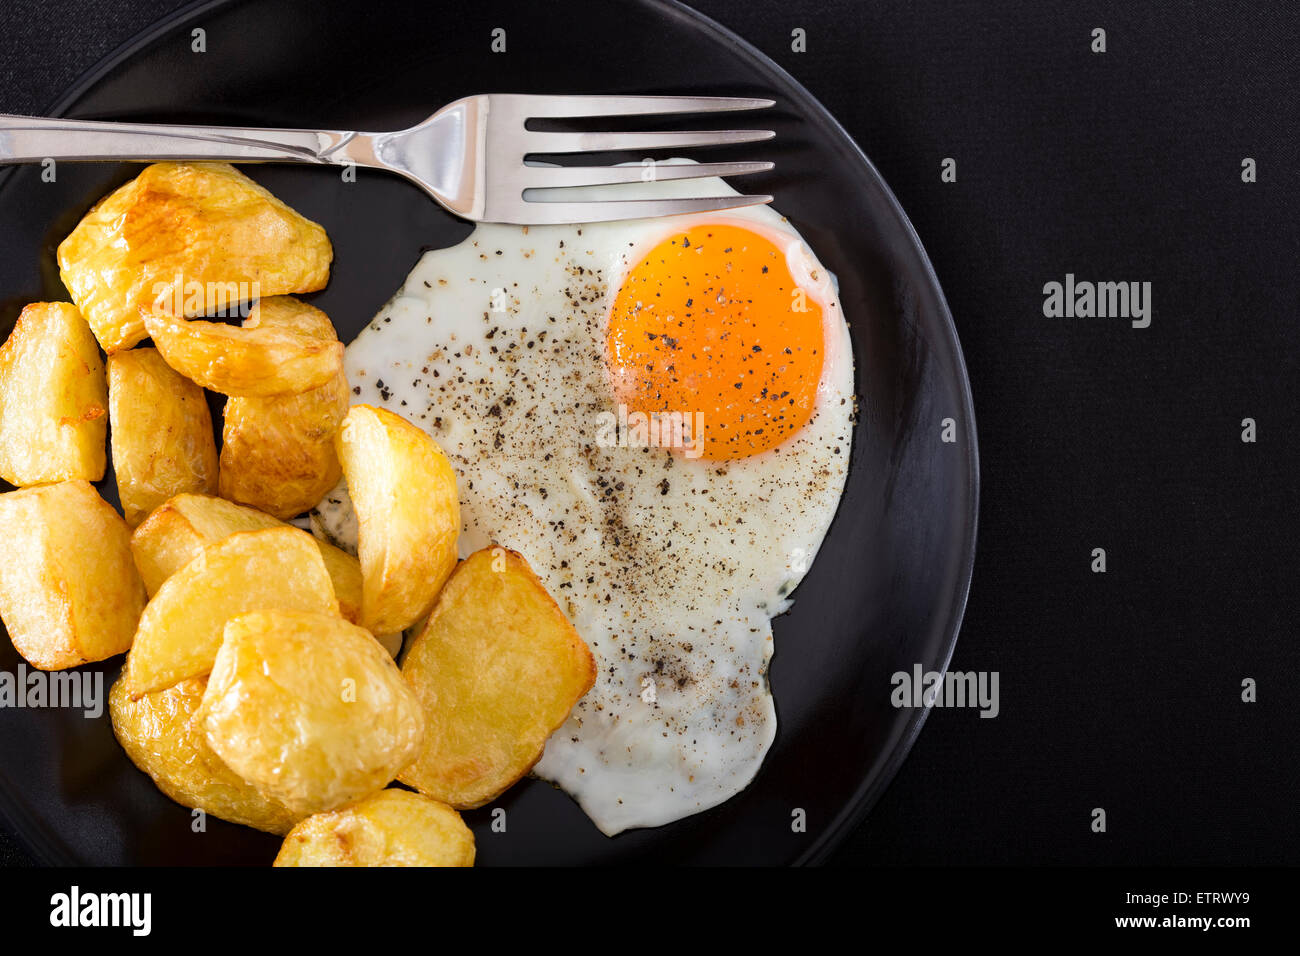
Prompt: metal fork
<box><xmin>0</xmin><ymin>94</ymin><xmax>775</xmax><ymax>224</ymax></box>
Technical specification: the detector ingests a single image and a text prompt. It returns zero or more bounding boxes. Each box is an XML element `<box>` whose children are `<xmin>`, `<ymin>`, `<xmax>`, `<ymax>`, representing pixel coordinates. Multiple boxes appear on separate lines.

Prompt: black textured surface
<box><xmin>1</xmin><ymin>0</ymin><xmax>1297</xmax><ymax>866</ymax></box>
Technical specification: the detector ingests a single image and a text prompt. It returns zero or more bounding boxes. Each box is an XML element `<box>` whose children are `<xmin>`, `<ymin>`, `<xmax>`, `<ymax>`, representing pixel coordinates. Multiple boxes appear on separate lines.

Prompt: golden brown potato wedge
<box><xmin>130</xmin><ymin>494</ymin><xmax>281</xmax><ymax>596</ymax></box>
<box><xmin>144</xmin><ymin>297</ymin><xmax>343</xmax><ymax>398</ymax></box>
<box><xmin>219</xmin><ymin>298</ymin><xmax>349</xmax><ymax>518</ymax></box>
<box><xmin>57</xmin><ymin>162</ymin><xmax>332</xmax><ymax>353</ymax></box>
<box><xmin>399</xmin><ymin>547</ymin><xmax>595</xmax><ymax>808</ymax></box>
<box><xmin>129</xmin><ymin>493</ymin><xmax>362</xmax><ymax>624</ymax></box>
<box><xmin>201</xmin><ymin>610</ymin><xmax>425</xmax><ymax>816</ymax></box>
<box><xmin>110</xmin><ymin>676</ymin><xmax>303</xmax><ymax>835</ymax></box>
<box><xmin>124</xmin><ymin>525</ymin><xmax>338</xmax><ymax>696</ymax></box>
<box><xmin>273</xmin><ymin>789</ymin><xmax>473</xmax><ymax>867</ymax></box>
<box><xmin>336</xmin><ymin>405</ymin><xmax>460</xmax><ymax>635</ymax></box>
<box><xmin>314</xmin><ymin>538</ymin><xmax>364</xmax><ymax>627</ymax></box>
<box><xmin>108</xmin><ymin>348</ymin><xmax>218</xmax><ymax>527</ymax></box>
<box><xmin>0</xmin><ymin>302</ymin><xmax>107</xmax><ymax>486</ymax></box>
<box><xmin>0</xmin><ymin>481</ymin><xmax>145</xmax><ymax>669</ymax></box>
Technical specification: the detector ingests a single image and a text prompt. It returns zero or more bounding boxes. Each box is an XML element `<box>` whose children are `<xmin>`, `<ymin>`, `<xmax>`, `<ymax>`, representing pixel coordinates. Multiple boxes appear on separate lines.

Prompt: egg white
<box><xmin>315</xmin><ymin>163</ymin><xmax>855</xmax><ymax>834</ymax></box>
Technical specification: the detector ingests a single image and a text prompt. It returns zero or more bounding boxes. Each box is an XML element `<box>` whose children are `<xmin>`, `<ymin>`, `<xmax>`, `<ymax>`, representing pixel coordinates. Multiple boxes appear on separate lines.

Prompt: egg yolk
<box><xmin>605</xmin><ymin>223</ymin><xmax>825</xmax><ymax>461</ymax></box>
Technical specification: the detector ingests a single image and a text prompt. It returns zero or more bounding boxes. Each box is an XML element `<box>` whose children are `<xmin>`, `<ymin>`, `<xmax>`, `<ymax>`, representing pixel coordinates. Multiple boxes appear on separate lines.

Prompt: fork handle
<box><xmin>0</xmin><ymin>114</ymin><xmax>374</xmax><ymax>165</ymax></box>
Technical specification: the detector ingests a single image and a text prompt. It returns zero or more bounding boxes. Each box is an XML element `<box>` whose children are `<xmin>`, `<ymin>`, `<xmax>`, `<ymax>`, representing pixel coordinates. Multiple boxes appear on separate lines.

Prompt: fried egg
<box><xmin>315</xmin><ymin>162</ymin><xmax>854</xmax><ymax>834</ymax></box>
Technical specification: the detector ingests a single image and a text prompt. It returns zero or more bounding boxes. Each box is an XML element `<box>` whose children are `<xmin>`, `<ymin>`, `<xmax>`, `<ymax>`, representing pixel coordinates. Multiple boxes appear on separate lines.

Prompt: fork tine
<box><xmin>522</xmin><ymin>160</ymin><xmax>773</xmax><ymax>190</ymax></box>
<box><xmin>513</xmin><ymin>194</ymin><xmax>773</xmax><ymax>226</ymax></box>
<box><xmin>527</xmin><ymin>129</ymin><xmax>774</xmax><ymax>155</ymax></box>
<box><xmin>512</xmin><ymin>94</ymin><xmax>775</xmax><ymax>119</ymax></box>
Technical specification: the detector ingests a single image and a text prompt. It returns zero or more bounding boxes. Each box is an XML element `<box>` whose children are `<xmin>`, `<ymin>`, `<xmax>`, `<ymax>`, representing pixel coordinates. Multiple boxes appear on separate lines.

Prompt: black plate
<box><xmin>0</xmin><ymin>0</ymin><xmax>977</xmax><ymax>865</ymax></box>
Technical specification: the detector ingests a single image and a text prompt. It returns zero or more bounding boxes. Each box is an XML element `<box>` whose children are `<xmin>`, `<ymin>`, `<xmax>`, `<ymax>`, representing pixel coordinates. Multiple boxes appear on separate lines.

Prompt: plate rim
<box><xmin>0</xmin><ymin>0</ymin><xmax>980</xmax><ymax>866</ymax></box>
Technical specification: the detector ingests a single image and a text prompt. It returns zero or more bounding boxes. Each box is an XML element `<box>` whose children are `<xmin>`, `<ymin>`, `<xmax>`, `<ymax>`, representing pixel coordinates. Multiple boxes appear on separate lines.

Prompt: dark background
<box><xmin>0</xmin><ymin>0</ymin><xmax>1296</xmax><ymax>866</ymax></box>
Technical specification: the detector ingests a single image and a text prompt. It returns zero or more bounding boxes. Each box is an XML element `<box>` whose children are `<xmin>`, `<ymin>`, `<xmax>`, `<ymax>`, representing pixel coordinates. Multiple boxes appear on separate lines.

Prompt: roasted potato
<box><xmin>124</xmin><ymin>526</ymin><xmax>338</xmax><ymax>696</ymax></box>
<box><xmin>57</xmin><ymin>162</ymin><xmax>332</xmax><ymax>353</ymax></box>
<box><xmin>129</xmin><ymin>493</ymin><xmax>362</xmax><ymax>623</ymax></box>
<box><xmin>108</xmin><ymin>348</ymin><xmax>219</xmax><ymax>527</ymax></box>
<box><xmin>399</xmin><ymin>547</ymin><xmax>595</xmax><ymax>808</ymax></box>
<box><xmin>273</xmin><ymin>789</ymin><xmax>473</xmax><ymax>867</ymax></box>
<box><xmin>314</xmin><ymin>539</ymin><xmax>364</xmax><ymax>628</ymax></box>
<box><xmin>0</xmin><ymin>302</ymin><xmax>107</xmax><ymax>486</ymax></box>
<box><xmin>130</xmin><ymin>494</ymin><xmax>281</xmax><ymax>595</ymax></box>
<box><xmin>336</xmin><ymin>405</ymin><xmax>460</xmax><ymax>635</ymax></box>
<box><xmin>144</xmin><ymin>297</ymin><xmax>343</xmax><ymax>398</ymax></box>
<box><xmin>0</xmin><ymin>481</ymin><xmax>145</xmax><ymax>669</ymax></box>
<box><xmin>219</xmin><ymin>298</ymin><xmax>349</xmax><ymax>518</ymax></box>
<box><xmin>109</xmin><ymin>676</ymin><xmax>303</xmax><ymax>835</ymax></box>
<box><xmin>201</xmin><ymin>610</ymin><xmax>425</xmax><ymax>816</ymax></box>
